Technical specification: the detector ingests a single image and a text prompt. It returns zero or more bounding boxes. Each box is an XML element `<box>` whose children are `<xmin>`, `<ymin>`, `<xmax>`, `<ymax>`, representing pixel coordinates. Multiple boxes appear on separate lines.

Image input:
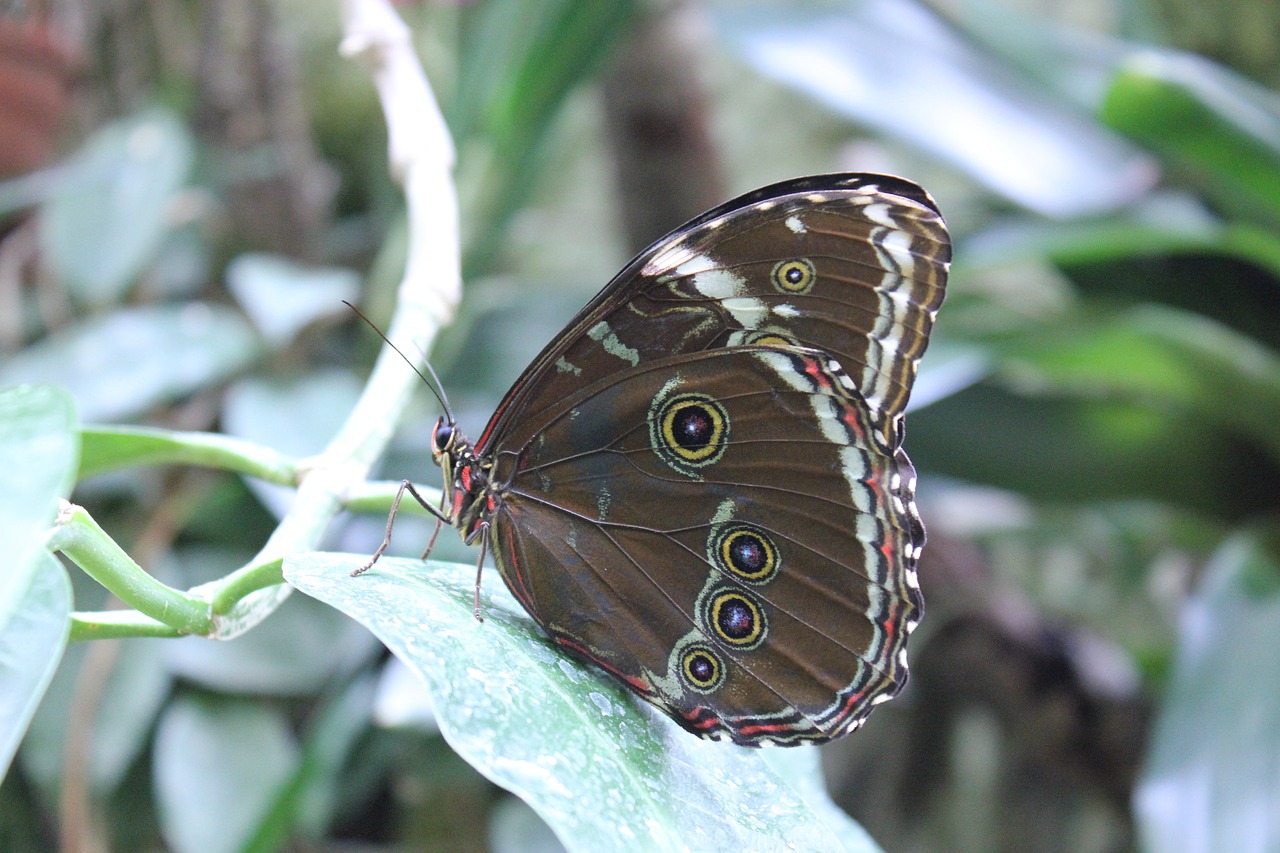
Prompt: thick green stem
<box><xmin>79</xmin><ymin>425</ymin><xmax>298</xmax><ymax>483</ymax></box>
<box><xmin>210</xmin><ymin>557</ymin><xmax>286</xmax><ymax>616</ymax></box>
<box><xmin>69</xmin><ymin>611</ymin><xmax>185</xmax><ymax>641</ymax></box>
<box><xmin>48</xmin><ymin>501</ymin><xmax>213</xmax><ymax>636</ymax></box>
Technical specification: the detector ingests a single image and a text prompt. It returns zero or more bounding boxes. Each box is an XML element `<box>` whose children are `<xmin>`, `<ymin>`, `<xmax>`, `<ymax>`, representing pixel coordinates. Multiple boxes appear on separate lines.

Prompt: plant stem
<box><xmin>48</xmin><ymin>501</ymin><xmax>213</xmax><ymax>636</ymax></box>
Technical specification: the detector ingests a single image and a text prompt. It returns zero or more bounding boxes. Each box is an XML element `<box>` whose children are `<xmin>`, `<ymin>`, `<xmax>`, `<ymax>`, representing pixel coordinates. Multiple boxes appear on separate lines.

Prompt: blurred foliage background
<box><xmin>1</xmin><ymin>0</ymin><xmax>1279</xmax><ymax>850</ymax></box>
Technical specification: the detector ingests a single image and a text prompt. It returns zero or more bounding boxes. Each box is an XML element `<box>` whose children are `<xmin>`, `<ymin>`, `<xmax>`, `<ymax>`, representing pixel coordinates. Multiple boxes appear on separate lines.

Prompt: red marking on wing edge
<box><xmin>554</xmin><ymin>636</ymin><xmax>653</xmax><ymax>694</ymax></box>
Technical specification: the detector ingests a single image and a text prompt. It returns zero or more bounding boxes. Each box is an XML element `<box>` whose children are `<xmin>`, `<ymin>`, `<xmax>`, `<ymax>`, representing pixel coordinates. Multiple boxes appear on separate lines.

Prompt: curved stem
<box><xmin>207</xmin><ymin>0</ymin><xmax>461</xmax><ymax>638</ymax></box>
<box><xmin>48</xmin><ymin>501</ymin><xmax>212</xmax><ymax>636</ymax></box>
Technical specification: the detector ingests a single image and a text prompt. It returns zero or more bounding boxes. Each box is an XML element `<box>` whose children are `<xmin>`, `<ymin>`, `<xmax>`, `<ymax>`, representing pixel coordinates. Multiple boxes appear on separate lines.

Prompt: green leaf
<box><xmin>284</xmin><ymin>553</ymin><xmax>879</xmax><ymax>853</ymax></box>
<box><xmin>240</xmin><ymin>674</ymin><xmax>379</xmax><ymax>851</ymax></box>
<box><xmin>713</xmin><ymin>0</ymin><xmax>1154</xmax><ymax>217</ymax></box>
<box><xmin>88</xmin><ymin>639</ymin><xmax>171</xmax><ymax>791</ymax></box>
<box><xmin>0</xmin><ymin>385</ymin><xmax>78</xmax><ymax>781</ymax></box>
<box><xmin>1100</xmin><ymin>52</ymin><xmax>1280</xmax><ymax>226</ymax></box>
<box><xmin>1135</xmin><ymin>531</ymin><xmax>1280</xmax><ymax>852</ymax></box>
<box><xmin>908</xmin><ymin>301</ymin><xmax>1280</xmax><ymax>517</ymax></box>
<box><xmin>0</xmin><ymin>551</ymin><xmax>71</xmax><ymax>784</ymax></box>
<box><xmin>965</xmin><ymin>202</ymin><xmax>1280</xmax><ymax>280</ymax></box>
<box><xmin>453</xmin><ymin>0</ymin><xmax>640</xmax><ymax>273</ymax></box>
<box><xmin>225</xmin><ymin>253</ymin><xmax>360</xmax><ymax>349</ymax></box>
<box><xmin>453</xmin><ymin>0</ymin><xmax>638</xmax><ymax>147</ymax></box>
<box><xmin>39</xmin><ymin>109</ymin><xmax>194</xmax><ymax>306</ymax></box>
<box><xmin>0</xmin><ymin>385</ymin><xmax>79</xmax><ymax>571</ymax></box>
<box><xmin>1001</xmin><ymin>305</ymin><xmax>1280</xmax><ymax>461</ymax></box>
<box><xmin>761</xmin><ymin>748</ymin><xmax>883</xmax><ymax>850</ymax></box>
<box><xmin>906</xmin><ymin>379</ymin><xmax>1260</xmax><ymax>518</ymax></box>
<box><xmin>19</xmin><ymin>637</ymin><xmax>171</xmax><ymax>795</ymax></box>
<box><xmin>0</xmin><ymin>304</ymin><xmax>261</xmax><ymax>423</ymax></box>
<box><xmin>221</xmin><ymin>370</ymin><xmax>363</xmax><ymax>518</ymax></box>
<box><xmin>153</xmin><ymin>695</ymin><xmax>300</xmax><ymax>853</ymax></box>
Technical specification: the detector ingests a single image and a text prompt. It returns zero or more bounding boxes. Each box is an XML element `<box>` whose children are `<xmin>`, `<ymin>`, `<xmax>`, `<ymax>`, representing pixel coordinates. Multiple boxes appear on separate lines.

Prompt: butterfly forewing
<box><xmin>476</xmin><ymin>174</ymin><xmax>949</xmax><ymax>456</ymax></box>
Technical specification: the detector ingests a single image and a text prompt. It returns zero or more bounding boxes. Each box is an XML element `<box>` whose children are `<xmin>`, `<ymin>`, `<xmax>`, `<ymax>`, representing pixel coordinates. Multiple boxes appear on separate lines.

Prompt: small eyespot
<box><xmin>679</xmin><ymin>645</ymin><xmax>725</xmax><ymax>693</ymax></box>
<box><xmin>770</xmin><ymin>258</ymin><xmax>816</xmax><ymax>294</ymax></box>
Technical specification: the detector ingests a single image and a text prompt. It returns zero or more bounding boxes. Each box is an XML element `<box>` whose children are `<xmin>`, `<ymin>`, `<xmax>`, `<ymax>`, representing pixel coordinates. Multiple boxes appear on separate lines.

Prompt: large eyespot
<box><xmin>431</xmin><ymin>418</ymin><xmax>454</xmax><ymax>456</ymax></box>
<box><xmin>649</xmin><ymin>392</ymin><xmax>729</xmax><ymax>476</ymax></box>
<box><xmin>678</xmin><ymin>643</ymin><xmax>725</xmax><ymax>694</ymax></box>
<box><xmin>711</xmin><ymin>523</ymin><xmax>780</xmax><ymax>585</ymax></box>
<box><xmin>771</xmin><ymin>258</ymin><xmax>816</xmax><ymax>294</ymax></box>
<box><xmin>702</xmin><ymin>587</ymin><xmax>767</xmax><ymax>650</ymax></box>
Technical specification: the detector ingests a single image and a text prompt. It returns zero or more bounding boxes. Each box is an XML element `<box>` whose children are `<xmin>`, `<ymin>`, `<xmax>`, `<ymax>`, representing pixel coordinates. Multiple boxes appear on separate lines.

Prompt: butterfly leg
<box><xmin>351</xmin><ymin>479</ymin><xmax>450</xmax><ymax>577</ymax></box>
<box><xmin>472</xmin><ymin>522</ymin><xmax>490</xmax><ymax>623</ymax></box>
<box><xmin>419</xmin><ymin>490</ymin><xmax>447</xmax><ymax>561</ymax></box>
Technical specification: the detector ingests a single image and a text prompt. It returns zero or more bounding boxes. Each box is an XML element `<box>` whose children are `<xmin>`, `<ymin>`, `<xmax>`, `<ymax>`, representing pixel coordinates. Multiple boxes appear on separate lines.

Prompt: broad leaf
<box><xmin>1101</xmin><ymin>52</ymin><xmax>1280</xmax><ymax>226</ymax></box>
<box><xmin>1135</xmin><ymin>532</ymin><xmax>1280</xmax><ymax>852</ymax></box>
<box><xmin>713</xmin><ymin>0</ymin><xmax>1155</xmax><ymax>217</ymax></box>
<box><xmin>285</xmin><ymin>553</ymin><xmax>879</xmax><ymax>853</ymax></box>
<box><xmin>154</xmin><ymin>696</ymin><xmax>300</xmax><ymax>853</ymax></box>
<box><xmin>0</xmin><ymin>551</ymin><xmax>71</xmax><ymax>784</ymax></box>
<box><xmin>20</xmin><ymin>636</ymin><xmax>171</xmax><ymax>795</ymax></box>
<box><xmin>0</xmin><ymin>305</ymin><xmax>261</xmax><ymax>422</ymax></box>
<box><xmin>221</xmin><ymin>371</ymin><xmax>363</xmax><ymax>518</ymax></box>
<box><xmin>226</xmin><ymin>253</ymin><xmax>360</xmax><ymax>349</ymax></box>
<box><xmin>0</xmin><ymin>385</ymin><xmax>78</xmax><ymax>780</ymax></box>
<box><xmin>1000</xmin><ymin>305</ymin><xmax>1280</xmax><ymax>462</ymax></box>
<box><xmin>40</xmin><ymin>109</ymin><xmax>193</xmax><ymax>306</ymax></box>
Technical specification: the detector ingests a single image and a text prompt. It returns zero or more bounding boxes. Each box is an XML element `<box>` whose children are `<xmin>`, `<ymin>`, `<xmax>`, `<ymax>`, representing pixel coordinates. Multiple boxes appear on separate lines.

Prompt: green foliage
<box><xmin>1134</xmin><ymin>532</ymin><xmax>1280</xmax><ymax>852</ymax></box>
<box><xmin>38</xmin><ymin>111</ymin><xmax>194</xmax><ymax>307</ymax></box>
<box><xmin>286</xmin><ymin>553</ymin><xmax>879</xmax><ymax>853</ymax></box>
<box><xmin>0</xmin><ymin>387</ymin><xmax>76</xmax><ymax>779</ymax></box>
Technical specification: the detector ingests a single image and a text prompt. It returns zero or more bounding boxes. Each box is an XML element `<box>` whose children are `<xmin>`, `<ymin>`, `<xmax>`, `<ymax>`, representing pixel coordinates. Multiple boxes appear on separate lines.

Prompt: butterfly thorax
<box><xmin>431</xmin><ymin>417</ymin><xmax>500</xmax><ymax>543</ymax></box>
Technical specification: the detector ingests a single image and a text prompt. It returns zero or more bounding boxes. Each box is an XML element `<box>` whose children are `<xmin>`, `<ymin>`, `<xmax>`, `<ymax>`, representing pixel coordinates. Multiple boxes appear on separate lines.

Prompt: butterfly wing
<box><xmin>484</xmin><ymin>346</ymin><xmax>923</xmax><ymax>745</ymax></box>
<box><xmin>475</xmin><ymin>173</ymin><xmax>950</xmax><ymax>455</ymax></box>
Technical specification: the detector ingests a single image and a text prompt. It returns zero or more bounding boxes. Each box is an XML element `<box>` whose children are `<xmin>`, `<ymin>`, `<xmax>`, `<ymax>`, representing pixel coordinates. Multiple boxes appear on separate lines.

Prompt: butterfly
<box><xmin>355</xmin><ymin>173</ymin><xmax>950</xmax><ymax>746</ymax></box>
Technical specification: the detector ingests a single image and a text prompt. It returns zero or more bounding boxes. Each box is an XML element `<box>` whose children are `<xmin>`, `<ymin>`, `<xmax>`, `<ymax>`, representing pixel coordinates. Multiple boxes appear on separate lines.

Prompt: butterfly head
<box><xmin>430</xmin><ymin>415</ymin><xmax>464</xmax><ymax>507</ymax></box>
<box><xmin>430</xmin><ymin>415</ymin><xmax>490</xmax><ymax>540</ymax></box>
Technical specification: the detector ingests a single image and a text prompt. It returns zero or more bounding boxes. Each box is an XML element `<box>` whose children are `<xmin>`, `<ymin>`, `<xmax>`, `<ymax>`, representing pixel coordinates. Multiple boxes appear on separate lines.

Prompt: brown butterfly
<box><xmin>356</xmin><ymin>174</ymin><xmax>950</xmax><ymax>746</ymax></box>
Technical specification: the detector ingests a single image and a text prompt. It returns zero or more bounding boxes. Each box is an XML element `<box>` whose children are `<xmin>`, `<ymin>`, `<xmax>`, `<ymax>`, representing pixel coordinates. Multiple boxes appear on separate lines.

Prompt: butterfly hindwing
<box><xmin>485</xmin><ymin>346</ymin><xmax>923</xmax><ymax>745</ymax></box>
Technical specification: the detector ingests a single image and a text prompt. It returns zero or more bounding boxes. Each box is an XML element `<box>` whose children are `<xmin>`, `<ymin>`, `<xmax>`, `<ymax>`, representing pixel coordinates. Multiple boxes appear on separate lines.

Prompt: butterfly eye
<box><xmin>432</xmin><ymin>419</ymin><xmax>454</xmax><ymax>454</ymax></box>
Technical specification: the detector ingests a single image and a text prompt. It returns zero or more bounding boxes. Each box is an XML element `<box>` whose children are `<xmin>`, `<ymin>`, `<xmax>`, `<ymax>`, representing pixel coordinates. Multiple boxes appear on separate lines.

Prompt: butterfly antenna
<box><xmin>341</xmin><ymin>300</ymin><xmax>454</xmax><ymax>421</ymax></box>
<box><xmin>418</xmin><ymin>357</ymin><xmax>455</xmax><ymax>424</ymax></box>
